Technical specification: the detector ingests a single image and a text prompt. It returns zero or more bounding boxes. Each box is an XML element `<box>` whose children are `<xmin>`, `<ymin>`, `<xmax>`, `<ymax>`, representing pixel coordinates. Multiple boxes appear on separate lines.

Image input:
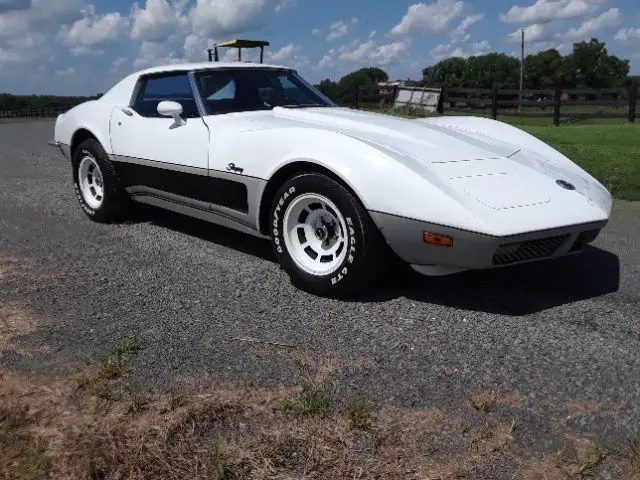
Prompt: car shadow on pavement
<box><xmin>137</xmin><ymin>206</ymin><xmax>276</xmax><ymax>262</ymax></box>
<box><xmin>138</xmin><ymin>207</ymin><xmax>620</xmax><ymax>316</ymax></box>
<box><xmin>370</xmin><ymin>245</ymin><xmax>621</xmax><ymax>315</ymax></box>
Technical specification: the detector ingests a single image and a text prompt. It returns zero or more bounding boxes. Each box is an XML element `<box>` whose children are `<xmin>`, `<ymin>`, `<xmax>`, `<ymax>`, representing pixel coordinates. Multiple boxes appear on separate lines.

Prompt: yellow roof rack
<box><xmin>207</xmin><ymin>39</ymin><xmax>270</xmax><ymax>63</ymax></box>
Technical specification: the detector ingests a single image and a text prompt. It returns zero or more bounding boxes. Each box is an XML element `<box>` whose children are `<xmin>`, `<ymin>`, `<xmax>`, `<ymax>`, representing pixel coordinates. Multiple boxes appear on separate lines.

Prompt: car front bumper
<box><xmin>370</xmin><ymin>211</ymin><xmax>608</xmax><ymax>276</ymax></box>
<box><xmin>48</xmin><ymin>141</ymin><xmax>70</xmax><ymax>160</ymax></box>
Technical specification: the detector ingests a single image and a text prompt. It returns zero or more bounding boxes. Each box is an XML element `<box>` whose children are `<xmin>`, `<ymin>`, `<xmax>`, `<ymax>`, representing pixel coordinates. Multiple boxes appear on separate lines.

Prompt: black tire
<box><xmin>270</xmin><ymin>172</ymin><xmax>391</xmax><ymax>298</ymax></box>
<box><xmin>71</xmin><ymin>138</ymin><xmax>130</xmax><ymax>223</ymax></box>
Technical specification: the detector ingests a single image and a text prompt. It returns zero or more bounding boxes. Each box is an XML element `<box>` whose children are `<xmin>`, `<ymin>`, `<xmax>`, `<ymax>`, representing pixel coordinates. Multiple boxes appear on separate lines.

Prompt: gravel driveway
<box><xmin>2</xmin><ymin>119</ymin><xmax>639</xmax><ymax>477</ymax></box>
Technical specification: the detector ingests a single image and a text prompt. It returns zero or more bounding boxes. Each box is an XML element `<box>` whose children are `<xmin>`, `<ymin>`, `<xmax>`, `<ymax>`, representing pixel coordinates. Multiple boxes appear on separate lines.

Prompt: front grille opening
<box><xmin>492</xmin><ymin>234</ymin><xmax>570</xmax><ymax>266</ymax></box>
<box><xmin>569</xmin><ymin>228</ymin><xmax>601</xmax><ymax>252</ymax></box>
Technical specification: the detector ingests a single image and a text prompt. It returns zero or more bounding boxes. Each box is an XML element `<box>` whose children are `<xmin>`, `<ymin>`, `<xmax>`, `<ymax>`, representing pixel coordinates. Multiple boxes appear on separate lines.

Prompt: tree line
<box><xmin>315</xmin><ymin>38</ymin><xmax>635</xmax><ymax>103</ymax></box>
<box><xmin>0</xmin><ymin>93</ymin><xmax>101</xmax><ymax>112</ymax></box>
<box><xmin>0</xmin><ymin>37</ymin><xmax>634</xmax><ymax>112</ymax></box>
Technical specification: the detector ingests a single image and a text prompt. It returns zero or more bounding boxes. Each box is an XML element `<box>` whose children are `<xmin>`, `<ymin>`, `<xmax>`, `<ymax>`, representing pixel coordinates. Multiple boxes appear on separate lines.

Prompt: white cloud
<box><xmin>55</xmin><ymin>67</ymin><xmax>76</xmax><ymax>75</ymax></box>
<box><xmin>501</xmin><ymin>0</ymin><xmax>608</xmax><ymax>24</ymax></box>
<box><xmin>558</xmin><ymin>7</ymin><xmax>619</xmax><ymax>40</ymax></box>
<box><xmin>615</xmin><ymin>28</ymin><xmax>640</xmax><ymax>42</ymax></box>
<box><xmin>430</xmin><ymin>39</ymin><xmax>491</xmax><ymax>61</ymax></box>
<box><xmin>339</xmin><ymin>39</ymin><xmax>411</xmax><ymax>66</ymax></box>
<box><xmin>129</xmin><ymin>0</ymin><xmax>295</xmax><ymax>70</ymax></box>
<box><xmin>58</xmin><ymin>5</ymin><xmax>127</xmax><ymax>51</ymax></box>
<box><xmin>0</xmin><ymin>0</ymin><xmax>84</xmax><ymax>38</ymax></box>
<box><xmin>265</xmin><ymin>43</ymin><xmax>310</xmax><ymax>69</ymax></box>
<box><xmin>69</xmin><ymin>46</ymin><xmax>105</xmax><ymax>56</ymax></box>
<box><xmin>318</xmin><ymin>53</ymin><xmax>334</xmax><ymax>69</ymax></box>
<box><xmin>472</xmin><ymin>40</ymin><xmax>490</xmax><ymax>51</ymax></box>
<box><xmin>311</xmin><ymin>28</ymin><xmax>322</xmax><ymax>35</ymax></box>
<box><xmin>451</xmin><ymin>13</ymin><xmax>484</xmax><ymax>39</ymax></box>
<box><xmin>268</xmin><ymin>43</ymin><xmax>298</xmax><ymax>62</ymax></box>
<box><xmin>369</xmin><ymin>30</ymin><xmax>376</xmax><ymax>38</ymax></box>
<box><xmin>109</xmin><ymin>56</ymin><xmax>128</xmax><ymax>72</ymax></box>
<box><xmin>326</xmin><ymin>20</ymin><xmax>349</xmax><ymax>41</ymax></box>
<box><xmin>508</xmin><ymin>23</ymin><xmax>550</xmax><ymax>43</ymax></box>
<box><xmin>391</xmin><ymin>0</ymin><xmax>464</xmax><ymax>35</ymax></box>
<box><xmin>189</xmin><ymin>0</ymin><xmax>286</xmax><ymax>38</ymax></box>
<box><xmin>0</xmin><ymin>0</ymin><xmax>86</xmax><ymax>71</ymax></box>
<box><xmin>130</xmin><ymin>0</ymin><xmax>188</xmax><ymax>43</ymax></box>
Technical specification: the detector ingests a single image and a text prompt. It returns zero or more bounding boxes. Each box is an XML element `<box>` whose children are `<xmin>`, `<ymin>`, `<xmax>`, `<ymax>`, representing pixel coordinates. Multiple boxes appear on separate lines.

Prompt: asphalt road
<box><xmin>2</xmin><ymin>119</ymin><xmax>639</xmax><ymax>477</ymax></box>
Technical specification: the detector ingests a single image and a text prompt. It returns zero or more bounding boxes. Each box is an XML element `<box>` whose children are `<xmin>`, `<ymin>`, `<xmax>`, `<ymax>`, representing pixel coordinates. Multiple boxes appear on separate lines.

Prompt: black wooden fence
<box><xmin>338</xmin><ymin>83</ymin><xmax>638</xmax><ymax>125</ymax></box>
<box><xmin>2</xmin><ymin>85</ymin><xmax>637</xmax><ymax>125</ymax></box>
<box><xmin>0</xmin><ymin>108</ymin><xmax>67</xmax><ymax>119</ymax></box>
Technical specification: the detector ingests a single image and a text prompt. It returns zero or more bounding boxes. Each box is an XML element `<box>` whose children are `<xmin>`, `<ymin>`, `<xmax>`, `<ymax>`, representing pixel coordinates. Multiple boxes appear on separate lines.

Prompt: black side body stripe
<box><xmin>115</xmin><ymin>162</ymin><xmax>249</xmax><ymax>213</ymax></box>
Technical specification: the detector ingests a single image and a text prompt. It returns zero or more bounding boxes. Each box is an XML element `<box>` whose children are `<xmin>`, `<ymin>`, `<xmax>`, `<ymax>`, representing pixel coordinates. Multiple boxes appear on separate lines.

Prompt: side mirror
<box><xmin>157</xmin><ymin>100</ymin><xmax>186</xmax><ymax>128</ymax></box>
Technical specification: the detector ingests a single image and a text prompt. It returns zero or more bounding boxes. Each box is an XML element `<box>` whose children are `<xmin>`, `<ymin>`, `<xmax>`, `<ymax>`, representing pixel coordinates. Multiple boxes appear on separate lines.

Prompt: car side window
<box><xmin>196</xmin><ymin>71</ymin><xmax>273</xmax><ymax>115</ymax></box>
<box><xmin>132</xmin><ymin>73</ymin><xmax>200</xmax><ymax>118</ymax></box>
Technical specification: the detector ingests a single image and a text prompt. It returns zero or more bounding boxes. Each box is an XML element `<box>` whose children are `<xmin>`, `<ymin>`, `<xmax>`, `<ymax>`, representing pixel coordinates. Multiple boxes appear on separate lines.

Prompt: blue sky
<box><xmin>1</xmin><ymin>0</ymin><xmax>638</xmax><ymax>96</ymax></box>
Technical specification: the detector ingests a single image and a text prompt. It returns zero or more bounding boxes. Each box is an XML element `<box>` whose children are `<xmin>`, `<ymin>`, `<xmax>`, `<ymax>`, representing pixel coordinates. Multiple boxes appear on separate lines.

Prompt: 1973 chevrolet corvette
<box><xmin>50</xmin><ymin>61</ymin><xmax>612</xmax><ymax>297</ymax></box>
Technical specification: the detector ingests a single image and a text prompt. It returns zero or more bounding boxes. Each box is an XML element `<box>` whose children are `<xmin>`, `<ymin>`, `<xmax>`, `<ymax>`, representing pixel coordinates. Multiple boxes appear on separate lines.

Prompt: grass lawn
<box><xmin>513</xmin><ymin>122</ymin><xmax>640</xmax><ymax>200</ymax></box>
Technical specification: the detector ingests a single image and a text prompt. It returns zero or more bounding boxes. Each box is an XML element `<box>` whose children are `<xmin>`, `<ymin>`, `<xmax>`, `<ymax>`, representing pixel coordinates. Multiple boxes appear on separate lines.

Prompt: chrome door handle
<box><xmin>120</xmin><ymin>107</ymin><xmax>133</xmax><ymax>116</ymax></box>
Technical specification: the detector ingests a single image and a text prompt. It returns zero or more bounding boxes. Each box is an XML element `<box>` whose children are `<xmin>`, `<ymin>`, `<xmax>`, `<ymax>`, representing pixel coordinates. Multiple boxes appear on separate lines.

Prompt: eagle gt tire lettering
<box><xmin>270</xmin><ymin>172</ymin><xmax>388</xmax><ymax>297</ymax></box>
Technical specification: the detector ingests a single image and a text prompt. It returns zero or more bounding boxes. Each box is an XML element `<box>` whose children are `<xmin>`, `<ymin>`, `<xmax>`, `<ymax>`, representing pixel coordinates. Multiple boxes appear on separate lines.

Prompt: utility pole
<box><xmin>519</xmin><ymin>28</ymin><xmax>524</xmax><ymax>113</ymax></box>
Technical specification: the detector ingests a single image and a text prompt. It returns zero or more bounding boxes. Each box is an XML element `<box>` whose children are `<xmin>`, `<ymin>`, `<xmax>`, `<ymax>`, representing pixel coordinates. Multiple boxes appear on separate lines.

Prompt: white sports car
<box><xmin>50</xmin><ymin>62</ymin><xmax>612</xmax><ymax>297</ymax></box>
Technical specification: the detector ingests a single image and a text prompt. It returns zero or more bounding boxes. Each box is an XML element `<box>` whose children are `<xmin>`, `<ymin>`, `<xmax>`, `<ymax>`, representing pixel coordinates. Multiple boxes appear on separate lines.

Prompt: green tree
<box><xmin>422</xmin><ymin>57</ymin><xmax>466</xmax><ymax>87</ymax></box>
<box><xmin>315</xmin><ymin>79</ymin><xmax>341</xmax><ymax>101</ymax></box>
<box><xmin>524</xmin><ymin>49</ymin><xmax>565</xmax><ymax>88</ymax></box>
<box><xmin>339</xmin><ymin>67</ymin><xmax>389</xmax><ymax>87</ymax></box>
<box><xmin>563</xmin><ymin>38</ymin><xmax>630</xmax><ymax>88</ymax></box>
<box><xmin>462</xmin><ymin>53</ymin><xmax>520</xmax><ymax>89</ymax></box>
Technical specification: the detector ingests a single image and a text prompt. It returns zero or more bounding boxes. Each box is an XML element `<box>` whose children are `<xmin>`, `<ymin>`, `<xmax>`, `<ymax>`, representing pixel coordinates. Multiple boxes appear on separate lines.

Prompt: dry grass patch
<box><xmin>0</xmin><ymin>366</ymin><xmax>521</xmax><ymax>480</ymax></box>
<box><xmin>520</xmin><ymin>435</ymin><xmax>609</xmax><ymax>479</ymax></box>
<box><xmin>469</xmin><ymin>390</ymin><xmax>522</xmax><ymax>412</ymax></box>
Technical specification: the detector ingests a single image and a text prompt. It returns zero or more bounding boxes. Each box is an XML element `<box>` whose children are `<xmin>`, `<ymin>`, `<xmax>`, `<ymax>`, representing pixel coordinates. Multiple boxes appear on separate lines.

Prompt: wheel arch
<box><xmin>257</xmin><ymin>160</ymin><xmax>367</xmax><ymax>236</ymax></box>
<box><xmin>70</xmin><ymin>128</ymin><xmax>101</xmax><ymax>159</ymax></box>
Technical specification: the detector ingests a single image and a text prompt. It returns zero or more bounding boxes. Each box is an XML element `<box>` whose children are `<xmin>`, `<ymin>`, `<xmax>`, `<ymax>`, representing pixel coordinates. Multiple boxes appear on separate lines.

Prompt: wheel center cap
<box><xmin>315</xmin><ymin>226</ymin><xmax>328</xmax><ymax>241</ymax></box>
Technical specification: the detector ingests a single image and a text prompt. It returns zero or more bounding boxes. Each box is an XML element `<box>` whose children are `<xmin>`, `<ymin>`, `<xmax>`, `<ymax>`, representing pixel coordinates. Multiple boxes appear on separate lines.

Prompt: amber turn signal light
<box><xmin>423</xmin><ymin>232</ymin><xmax>453</xmax><ymax>247</ymax></box>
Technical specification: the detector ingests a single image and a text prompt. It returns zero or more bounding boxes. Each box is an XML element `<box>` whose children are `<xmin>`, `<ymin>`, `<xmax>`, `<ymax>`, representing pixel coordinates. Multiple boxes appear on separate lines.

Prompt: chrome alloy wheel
<box><xmin>78</xmin><ymin>154</ymin><xmax>104</xmax><ymax>209</ymax></box>
<box><xmin>282</xmin><ymin>193</ymin><xmax>349</xmax><ymax>276</ymax></box>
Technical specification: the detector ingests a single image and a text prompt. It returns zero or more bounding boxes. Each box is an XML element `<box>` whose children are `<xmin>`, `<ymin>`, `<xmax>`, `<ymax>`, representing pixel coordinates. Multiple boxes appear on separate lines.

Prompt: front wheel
<box><xmin>270</xmin><ymin>172</ymin><xmax>390</xmax><ymax>298</ymax></box>
<box><xmin>71</xmin><ymin>138</ymin><xmax>130</xmax><ymax>223</ymax></box>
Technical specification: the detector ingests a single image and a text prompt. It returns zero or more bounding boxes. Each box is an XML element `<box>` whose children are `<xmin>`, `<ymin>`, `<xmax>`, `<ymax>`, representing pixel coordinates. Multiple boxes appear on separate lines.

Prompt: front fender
<box><xmin>260</xmin><ymin>128</ymin><xmax>487</xmax><ymax>233</ymax></box>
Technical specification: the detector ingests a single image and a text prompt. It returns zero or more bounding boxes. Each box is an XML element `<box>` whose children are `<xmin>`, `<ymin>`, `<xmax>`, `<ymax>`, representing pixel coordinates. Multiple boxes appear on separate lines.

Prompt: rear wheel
<box><xmin>72</xmin><ymin>138</ymin><xmax>130</xmax><ymax>222</ymax></box>
<box><xmin>270</xmin><ymin>172</ymin><xmax>390</xmax><ymax>297</ymax></box>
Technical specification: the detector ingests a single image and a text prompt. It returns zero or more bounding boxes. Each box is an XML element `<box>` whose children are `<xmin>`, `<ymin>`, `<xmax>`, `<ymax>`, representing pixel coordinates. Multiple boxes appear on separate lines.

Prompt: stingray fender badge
<box><xmin>227</xmin><ymin>163</ymin><xmax>244</xmax><ymax>174</ymax></box>
<box><xmin>556</xmin><ymin>179</ymin><xmax>575</xmax><ymax>191</ymax></box>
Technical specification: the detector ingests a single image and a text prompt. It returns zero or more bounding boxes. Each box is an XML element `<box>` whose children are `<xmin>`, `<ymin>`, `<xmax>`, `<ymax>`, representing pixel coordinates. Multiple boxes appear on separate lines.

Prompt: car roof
<box><xmin>100</xmin><ymin>61</ymin><xmax>294</xmax><ymax>105</ymax></box>
<box><xmin>136</xmin><ymin>61</ymin><xmax>292</xmax><ymax>76</ymax></box>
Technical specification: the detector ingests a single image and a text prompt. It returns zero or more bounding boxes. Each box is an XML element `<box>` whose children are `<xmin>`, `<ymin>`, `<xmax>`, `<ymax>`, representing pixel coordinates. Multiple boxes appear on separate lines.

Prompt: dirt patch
<box><xmin>0</xmin><ymin>304</ymin><xmax>43</xmax><ymax>355</ymax></box>
<box><xmin>520</xmin><ymin>435</ymin><xmax>610</xmax><ymax>479</ymax></box>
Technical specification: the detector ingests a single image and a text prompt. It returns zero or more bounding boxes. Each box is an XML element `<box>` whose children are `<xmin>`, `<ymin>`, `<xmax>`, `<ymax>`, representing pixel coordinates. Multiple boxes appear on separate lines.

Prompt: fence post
<box><xmin>491</xmin><ymin>84</ymin><xmax>498</xmax><ymax>120</ymax></box>
<box><xmin>553</xmin><ymin>82</ymin><xmax>562</xmax><ymax>126</ymax></box>
<box><xmin>436</xmin><ymin>87</ymin><xmax>445</xmax><ymax>114</ymax></box>
<box><xmin>352</xmin><ymin>85</ymin><xmax>359</xmax><ymax>109</ymax></box>
<box><xmin>628</xmin><ymin>84</ymin><xmax>637</xmax><ymax>123</ymax></box>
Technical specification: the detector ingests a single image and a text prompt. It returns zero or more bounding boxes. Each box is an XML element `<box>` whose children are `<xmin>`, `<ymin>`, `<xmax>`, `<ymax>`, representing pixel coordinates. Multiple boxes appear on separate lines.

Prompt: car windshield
<box><xmin>194</xmin><ymin>68</ymin><xmax>337</xmax><ymax>115</ymax></box>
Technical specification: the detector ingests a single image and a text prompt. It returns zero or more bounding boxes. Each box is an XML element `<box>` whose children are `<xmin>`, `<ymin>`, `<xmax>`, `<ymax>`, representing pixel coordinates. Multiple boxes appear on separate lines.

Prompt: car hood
<box><xmin>271</xmin><ymin>106</ymin><xmax>521</xmax><ymax>162</ymax></box>
<box><xmin>265</xmin><ymin>107</ymin><xmax>611</xmax><ymax>224</ymax></box>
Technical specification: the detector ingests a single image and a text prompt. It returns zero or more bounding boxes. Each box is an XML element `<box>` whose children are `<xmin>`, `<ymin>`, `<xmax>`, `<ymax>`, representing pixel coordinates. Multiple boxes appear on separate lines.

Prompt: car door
<box><xmin>109</xmin><ymin>71</ymin><xmax>211</xmax><ymax>206</ymax></box>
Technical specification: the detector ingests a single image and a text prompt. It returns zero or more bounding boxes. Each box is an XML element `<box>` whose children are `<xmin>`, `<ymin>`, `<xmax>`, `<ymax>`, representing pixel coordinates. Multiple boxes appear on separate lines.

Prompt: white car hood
<box><xmin>271</xmin><ymin>106</ymin><xmax>521</xmax><ymax>162</ymax></box>
<box><xmin>259</xmin><ymin>107</ymin><xmax>610</xmax><ymax>226</ymax></box>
